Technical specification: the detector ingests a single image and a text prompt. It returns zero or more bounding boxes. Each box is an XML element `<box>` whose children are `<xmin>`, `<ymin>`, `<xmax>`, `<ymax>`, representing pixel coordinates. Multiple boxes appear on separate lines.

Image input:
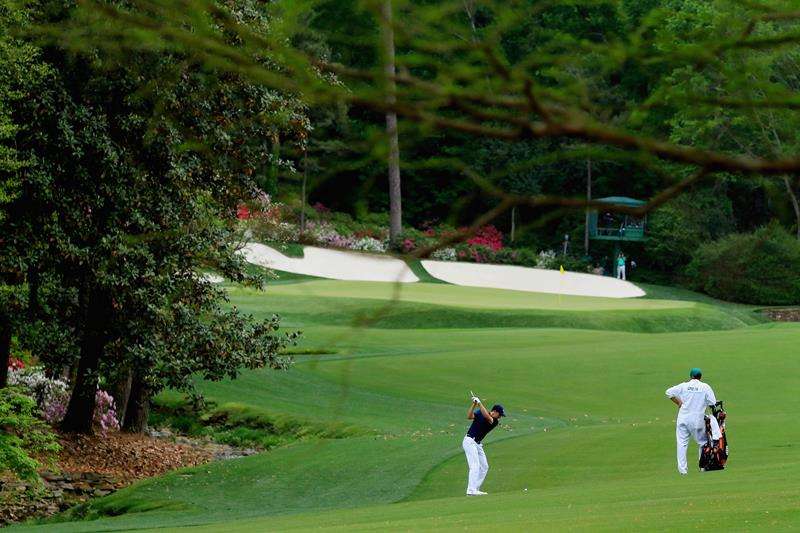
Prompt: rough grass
<box><xmin>18</xmin><ymin>279</ymin><xmax>800</xmax><ymax>532</ymax></box>
<box><xmin>403</xmin><ymin>258</ymin><xmax>449</xmax><ymax>284</ymax></box>
<box><xmin>636</xmin><ymin>281</ymin><xmax>766</xmax><ymax>326</ymax></box>
<box><xmin>148</xmin><ymin>394</ymin><xmax>363</xmax><ymax>450</ymax></box>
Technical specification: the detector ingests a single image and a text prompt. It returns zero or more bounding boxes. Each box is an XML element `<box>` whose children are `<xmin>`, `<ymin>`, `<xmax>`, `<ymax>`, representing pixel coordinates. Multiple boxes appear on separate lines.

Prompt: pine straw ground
<box><xmin>56</xmin><ymin>431</ymin><xmax>211</xmax><ymax>480</ymax></box>
<box><xmin>763</xmin><ymin>308</ymin><xmax>800</xmax><ymax>322</ymax></box>
<box><xmin>1</xmin><ymin>431</ymin><xmax>212</xmax><ymax>526</ymax></box>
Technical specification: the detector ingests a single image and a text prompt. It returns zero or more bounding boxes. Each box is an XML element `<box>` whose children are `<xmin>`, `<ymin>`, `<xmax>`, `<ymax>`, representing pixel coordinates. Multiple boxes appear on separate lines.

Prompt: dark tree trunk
<box><xmin>110</xmin><ymin>369</ymin><xmax>133</xmax><ymax>424</ymax></box>
<box><xmin>0</xmin><ymin>314</ymin><xmax>11</xmax><ymax>389</ymax></box>
<box><xmin>382</xmin><ymin>0</ymin><xmax>402</xmax><ymax>240</ymax></box>
<box><xmin>300</xmin><ymin>147</ymin><xmax>308</xmax><ymax>235</ymax></box>
<box><xmin>584</xmin><ymin>158</ymin><xmax>592</xmax><ymax>255</ymax></box>
<box><xmin>122</xmin><ymin>371</ymin><xmax>150</xmax><ymax>433</ymax></box>
<box><xmin>61</xmin><ymin>287</ymin><xmax>110</xmax><ymax>434</ymax></box>
<box><xmin>782</xmin><ymin>175</ymin><xmax>800</xmax><ymax>240</ymax></box>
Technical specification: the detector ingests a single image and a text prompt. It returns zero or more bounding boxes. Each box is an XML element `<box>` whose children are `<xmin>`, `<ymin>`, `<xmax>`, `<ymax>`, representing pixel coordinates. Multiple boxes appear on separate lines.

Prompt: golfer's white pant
<box><xmin>617</xmin><ymin>265</ymin><xmax>626</xmax><ymax>280</ymax></box>
<box><xmin>462</xmin><ymin>436</ymin><xmax>488</xmax><ymax>493</ymax></box>
<box><xmin>675</xmin><ymin>416</ymin><xmax>707</xmax><ymax>474</ymax></box>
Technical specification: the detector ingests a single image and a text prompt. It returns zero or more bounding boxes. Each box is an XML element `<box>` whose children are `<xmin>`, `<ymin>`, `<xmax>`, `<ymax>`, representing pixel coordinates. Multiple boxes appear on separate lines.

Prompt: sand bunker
<box><xmin>242</xmin><ymin>243</ymin><xmax>419</xmax><ymax>283</ymax></box>
<box><xmin>420</xmin><ymin>260</ymin><xmax>645</xmax><ymax>298</ymax></box>
<box><xmin>242</xmin><ymin>243</ymin><xmax>643</xmax><ymax>297</ymax></box>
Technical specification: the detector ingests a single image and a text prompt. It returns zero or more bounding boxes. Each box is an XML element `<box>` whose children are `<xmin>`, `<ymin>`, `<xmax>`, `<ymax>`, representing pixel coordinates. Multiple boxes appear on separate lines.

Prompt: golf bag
<box><xmin>699</xmin><ymin>401</ymin><xmax>728</xmax><ymax>471</ymax></box>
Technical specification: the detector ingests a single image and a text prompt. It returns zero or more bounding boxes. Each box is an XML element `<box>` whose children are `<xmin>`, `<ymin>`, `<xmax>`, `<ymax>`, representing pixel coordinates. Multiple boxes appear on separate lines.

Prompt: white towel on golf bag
<box><xmin>705</xmin><ymin>414</ymin><xmax>722</xmax><ymax>441</ymax></box>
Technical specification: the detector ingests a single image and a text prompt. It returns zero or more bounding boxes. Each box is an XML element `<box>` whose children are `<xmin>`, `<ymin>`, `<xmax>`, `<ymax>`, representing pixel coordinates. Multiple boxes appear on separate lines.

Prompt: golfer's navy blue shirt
<box><xmin>466</xmin><ymin>409</ymin><xmax>498</xmax><ymax>443</ymax></box>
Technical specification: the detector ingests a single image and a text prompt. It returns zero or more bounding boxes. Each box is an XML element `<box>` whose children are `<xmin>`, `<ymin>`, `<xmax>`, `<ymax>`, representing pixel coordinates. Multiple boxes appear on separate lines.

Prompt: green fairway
<box><xmin>17</xmin><ymin>279</ymin><xmax>800</xmax><ymax>532</ymax></box>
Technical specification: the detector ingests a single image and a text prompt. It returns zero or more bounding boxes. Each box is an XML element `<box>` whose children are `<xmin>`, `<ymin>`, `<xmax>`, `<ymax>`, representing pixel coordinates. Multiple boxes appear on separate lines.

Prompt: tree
<box><xmin>22</xmin><ymin>0</ymin><xmax>800</xmax><ymax>378</ymax></box>
<box><xmin>647</xmin><ymin>0</ymin><xmax>800</xmax><ymax>239</ymax></box>
<box><xmin>644</xmin><ymin>189</ymin><xmax>734</xmax><ymax>276</ymax></box>
<box><xmin>686</xmin><ymin>223</ymin><xmax>800</xmax><ymax>304</ymax></box>
<box><xmin>4</xmin><ymin>0</ymin><xmax>307</xmax><ymax>432</ymax></box>
<box><xmin>381</xmin><ymin>0</ymin><xmax>402</xmax><ymax>239</ymax></box>
<box><xmin>0</xmin><ymin>0</ymin><xmax>52</xmax><ymax>388</ymax></box>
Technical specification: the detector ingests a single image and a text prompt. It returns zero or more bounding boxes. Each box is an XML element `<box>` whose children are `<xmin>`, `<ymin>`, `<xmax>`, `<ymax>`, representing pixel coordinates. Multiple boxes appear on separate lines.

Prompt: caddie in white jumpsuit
<box><xmin>665</xmin><ymin>368</ymin><xmax>718</xmax><ymax>474</ymax></box>
<box><xmin>462</xmin><ymin>396</ymin><xmax>505</xmax><ymax>495</ymax></box>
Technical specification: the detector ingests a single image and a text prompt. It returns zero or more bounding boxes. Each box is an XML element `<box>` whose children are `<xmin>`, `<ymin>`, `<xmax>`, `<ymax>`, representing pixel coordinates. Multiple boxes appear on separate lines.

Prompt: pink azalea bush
<box><xmin>94</xmin><ymin>389</ymin><xmax>121</xmax><ymax>432</ymax></box>
<box><xmin>306</xmin><ymin>221</ymin><xmax>387</xmax><ymax>252</ymax></box>
<box><xmin>240</xmin><ymin>192</ymin><xmax>297</xmax><ymax>243</ymax></box>
<box><xmin>466</xmin><ymin>225</ymin><xmax>504</xmax><ymax>251</ymax></box>
<box><xmin>41</xmin><ymin>391</ymin><xmax>69</xmax><ymax>425</ymax></box>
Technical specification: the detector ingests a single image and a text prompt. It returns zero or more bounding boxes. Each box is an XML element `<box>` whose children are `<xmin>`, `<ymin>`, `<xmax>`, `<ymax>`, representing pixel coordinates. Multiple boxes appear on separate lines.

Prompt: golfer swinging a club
<box><xmin>463</xmin><ymin>391</ymin><xmax>505</xmax><ymax>495</ymax></box>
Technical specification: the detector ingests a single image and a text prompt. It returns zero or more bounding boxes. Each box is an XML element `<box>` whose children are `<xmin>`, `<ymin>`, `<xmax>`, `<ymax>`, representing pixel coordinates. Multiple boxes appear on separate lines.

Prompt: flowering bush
<box><xmin>241</xmin><ymin>192</ymin><xmax>298</xmax><ymax>243</ymax></box>
<box><xmin>95</xmin><ymin>390</ymin><xmax>121</xmax><ymax>432</ymax></box>
<box><xmin>312</xmin><ymin>202</ymin><xmax>330</xmax><ymax>214</ymax></box>
<box><xmin>8</xmin><ymin>366</ymin><xmax>120</xmax><ymax>431</ymax></box>
<box><xmin>470</xmin><ymin>245</ymin><xmax>492</xmax><ymax>263</ymax></box>
<box><xmin>536</xmin><ymin>250</ymin><xmax>558</xmax><ymax>269</ymax></box>
<box><xmin>467</xmin><ymin>225</ymin><xmax>504</xmax><ymax>251</ymax></box>
<box><xmin>302</xmin><ymin>221</ymin><xmax>389</xmax><ymax>253</ymax></box>
<box><xmin>306</xmin><ymin>221</ymin><xmax>348</xmax><ymax>247</ymax></box>
<box><xmin>453</xmin><ymin>243</ymin><xmax>493</xmax><ymax>263</ymax></box>
<box><xmin>327</xmin><ymin>233</ymin><xmax>356</xmax><ymax>249</ymax></box>
<box><xmin>8</xmin><ymin>366</ymin><xmax>70</xmax><ymax>424</ymax></box>
<box><xmin>351</xmin><ymin>236</ymin><xmax>388</xmax><ymax>253</ymax></box>
<box><xmin>431</xmin><ymin>247</ymin><xmax>457</xmax><ymax>261</ymax></box>
<box><xmin>8</xmin><ymin>357</ymin><xmax>25</xmax><ymax>371</ymax></box>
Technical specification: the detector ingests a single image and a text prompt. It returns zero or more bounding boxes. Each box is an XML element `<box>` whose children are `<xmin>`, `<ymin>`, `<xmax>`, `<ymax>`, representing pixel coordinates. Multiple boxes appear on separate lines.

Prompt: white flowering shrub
<box><xmin>8</xmin><ymin>367</ymin><xmax>70</xmax><ymax>424</ymax></box>
<box><xmin>431</xmin><ymin>247</ymin><xmax>457</xmax><ymax>261</ymax></box>
<box><xmin>536</xmin><ymin>249</ymin><xmax>558</xmax><ymax>269</ymax></box>
<box><xmin>351</xmin><ymin>236</ymin><xmax>388</xmax><ymax>253</ymax></box>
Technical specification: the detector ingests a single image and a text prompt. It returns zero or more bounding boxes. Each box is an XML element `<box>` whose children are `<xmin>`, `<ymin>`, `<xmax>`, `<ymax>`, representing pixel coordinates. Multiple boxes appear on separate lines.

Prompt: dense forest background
<box><xmin>267</xmin><ymin>0</ymin><xmax>800</xmax><ymax>284</ymax></box>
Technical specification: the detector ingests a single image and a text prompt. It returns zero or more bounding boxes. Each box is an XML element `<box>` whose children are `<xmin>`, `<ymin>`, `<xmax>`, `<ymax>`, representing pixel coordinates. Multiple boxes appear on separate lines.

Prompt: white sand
<box><xmin>242</xmin><ymin>243</ymin><xmax>643</xmax><ymax>297</ymax></box>
<box><xmin>242</xmin><ymin>243</ymin><xmax>419</xmax><ymax>283</ymax></box>
<box><xmin>420</xmin><ymin>260</ymin><xmax>645</xmax><ymax>298</ymax></box>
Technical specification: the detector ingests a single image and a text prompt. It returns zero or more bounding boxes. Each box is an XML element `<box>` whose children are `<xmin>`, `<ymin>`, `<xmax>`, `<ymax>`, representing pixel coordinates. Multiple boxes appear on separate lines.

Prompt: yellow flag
<box><xmin>560</xmin><ymin>265</ymin><xmax>565</xmax><ymax>274</ymax></box>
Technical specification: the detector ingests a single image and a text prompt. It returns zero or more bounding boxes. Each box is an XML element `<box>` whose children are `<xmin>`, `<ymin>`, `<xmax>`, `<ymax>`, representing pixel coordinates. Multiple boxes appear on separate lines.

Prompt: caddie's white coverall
<box><xmin>665</xmin><ymin>379</ymin><xmax>717</xmax><ymax>474</ymax></box>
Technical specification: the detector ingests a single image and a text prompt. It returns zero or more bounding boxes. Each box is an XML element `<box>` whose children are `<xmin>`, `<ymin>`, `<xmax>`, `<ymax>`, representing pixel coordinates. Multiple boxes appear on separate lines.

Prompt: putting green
<box><xmin>18</xmin><ymin>280</ymin><xmax>800</xmax><ymax>532</ymax></box>
<box><xmin>228</xmin><ymin>278</ymin><xmax>757</xmax><ymax>332</ymax></box>
<box><xmin>261</xmin><ymin>279</ymin><xmax>687</xmax><ymax>310</ymax></box>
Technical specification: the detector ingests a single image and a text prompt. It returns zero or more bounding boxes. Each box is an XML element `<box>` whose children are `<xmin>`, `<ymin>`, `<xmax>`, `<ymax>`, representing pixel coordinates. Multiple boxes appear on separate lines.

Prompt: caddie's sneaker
<box><xmin>466</xmin><ymin>490</ymin><xmax>487</xmax><ymax>496</ymax></box>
